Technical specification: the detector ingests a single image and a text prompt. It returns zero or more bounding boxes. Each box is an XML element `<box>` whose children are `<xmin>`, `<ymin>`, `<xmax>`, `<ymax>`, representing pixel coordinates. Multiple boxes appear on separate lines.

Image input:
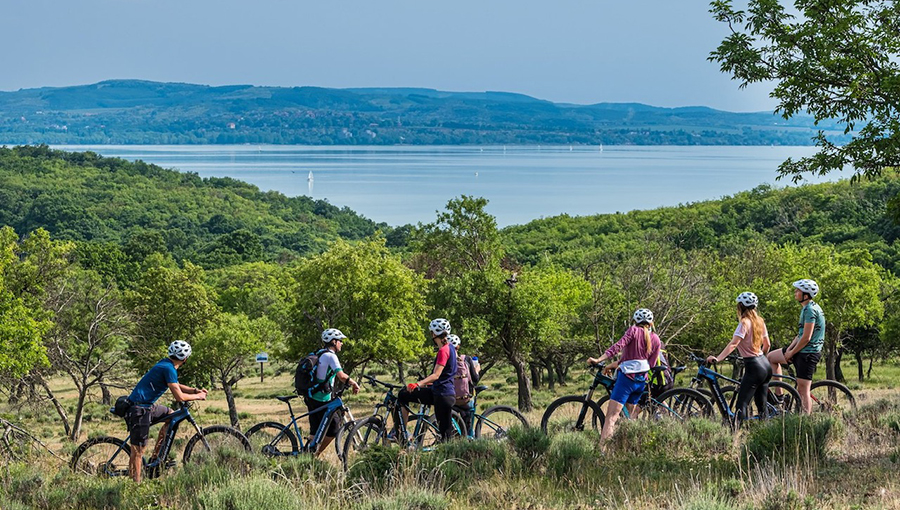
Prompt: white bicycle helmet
<box><xmin>792</xmin><ymin>279</ymin><xmax>819</xmax><ymax>298</ymax></box>
<box><xmin>168</xmin><ymin>340</ymin><xmax>192</xmax><ymax>361</ymax></box>
<box><xmin>633</xmin><ymin>308</ymin><xmax>654</xmax><ymax>324</ymax></box>
<box><xmin>429</xmin><ymin>318</ymin><xmax>451</xmax><ymax>335</ymax></box>
<box><xmin>448</xmin><ymin>334</ymin><xmax>461</xmax><ymax>348</ymax></box>
<box><xmin>736</xmin><ymin>292</ymin><xmax>759</xmax><ymax>308</ymax></box>
<box><xmin>321</xmin><ymin>328</ymin><xmax>347</xmax><ymax>344</ymax></box>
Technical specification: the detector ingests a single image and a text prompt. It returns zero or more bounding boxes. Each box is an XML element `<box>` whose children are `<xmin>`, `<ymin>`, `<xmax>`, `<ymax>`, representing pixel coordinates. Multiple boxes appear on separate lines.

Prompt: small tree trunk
<box><xmin>867</xmin><ymin>356</ymin><xmax>875</xmax><ymax>379</ymax></box>
<box><xmin>100</xmin><ymin>382</ymin><xmax>112</xmax><ymax>406</ymax></box>
<box><xmin>37</xmin><ymin>375</ymin><xmax>71</xmax><ymax>437</ymax></box>
<box><xmin>70</xmin><ymin>388</ymin><xmax>87</xmax><ymax>442</ymax></box>
<box><xmin>555</xmin><ymin>362</ymin><xmax>568</xmax><ymax>386</ymax></box>
<box><xmin>9</xmin><ymin>379</ymin><xmax>25</xmax><ymax>405</ymax></box>
<box><xmin>511</xmin><ymin>357</ymin><xmax>533</xmax><ymax>412</ymax></box>
<box><xmin>529</xmin><ymin>363</ymin><xmax>542</xmax><ymax>390</ymax></box>
<box><xmin>545</xmin><ymin>360</ymin><xmax>555</xmax><ymax>391</ymax></box>
<box><xmin>834</xmin><ymin>346</ymin><xmax>845</xmax><ymax>382</ymax></box>
<box><xmin>855</xmin><ymin>351</ymin><xmax>864</xmax><ymax>382</ymax></box>
<box><xmin>397</xmin><ymin>362</ymin><xmax>405</xmax><ymax>384</ymax></box>
<box><xmin>222</xmin><ymin>378</ymin><xmax>240</xmax><ymax>430</ymax></box>
<box><xmin>824</xmin><ymin>326</ymin><xmax>838</xmax><ymax>381</ymax></box>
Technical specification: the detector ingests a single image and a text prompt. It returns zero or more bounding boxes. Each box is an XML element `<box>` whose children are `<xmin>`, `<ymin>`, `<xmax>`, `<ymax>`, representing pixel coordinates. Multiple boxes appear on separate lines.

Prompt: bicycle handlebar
<box><xmin>360</xmin><ymin>374</ymin><xmax>404</xmax><ymax>390</ymax></box>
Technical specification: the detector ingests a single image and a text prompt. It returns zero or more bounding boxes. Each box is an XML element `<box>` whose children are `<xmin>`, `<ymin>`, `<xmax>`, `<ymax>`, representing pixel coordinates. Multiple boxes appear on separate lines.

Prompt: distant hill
<box><xmin>0</xmin><ymin>80</ymin><xmax>846</xmax><ymax>146</ymax></box>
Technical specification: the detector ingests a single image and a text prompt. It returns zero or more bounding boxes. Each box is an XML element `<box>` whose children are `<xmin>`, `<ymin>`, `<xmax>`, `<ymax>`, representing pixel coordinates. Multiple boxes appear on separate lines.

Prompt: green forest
<box><xmin>1</xmin><ymin>145</ymin><xmax>898</xmax><ymax>419</ymax></box>
<box><xmin>0</xmin><ymin>80</ymin><xmax>848</xmax><ymax>146</ymax></box>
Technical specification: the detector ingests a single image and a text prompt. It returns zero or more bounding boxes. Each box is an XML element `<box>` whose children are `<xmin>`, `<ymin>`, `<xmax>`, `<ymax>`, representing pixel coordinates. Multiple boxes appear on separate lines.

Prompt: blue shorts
<box><xmin>610</xmin><ymin>371</ymin><xmax>647</xmax><ymax>406</ymax></box>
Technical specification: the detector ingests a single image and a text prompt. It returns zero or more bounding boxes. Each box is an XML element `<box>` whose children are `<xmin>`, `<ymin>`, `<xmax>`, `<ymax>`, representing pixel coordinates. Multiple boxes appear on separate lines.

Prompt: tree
<box><xmin>710</xmin><ymin>0</ymin><xmax>900</xmax><ymax>182</ymax></box>
<box><xmin>191</xmin><ymin>313</ymin><xmax>280</xmax><ymax>429</ymax></box>
<box><xmin>125</xmin><ymin>255</ymin><xmax>219</xmax><ymax>379</ymax></box>
<box><xmin>288</xmin><ymin>238</ymin><xmax>429</xmax><ymax>373</ymax></box>
<box><xmin>0</xmin><ymin>228</ymin><xmax>53</xmax><ymax>378</ymax></box>
<box><xmin>44</xmin><ymin>269</ymin><xmax>134</xmax><ymax>441</ymax></box>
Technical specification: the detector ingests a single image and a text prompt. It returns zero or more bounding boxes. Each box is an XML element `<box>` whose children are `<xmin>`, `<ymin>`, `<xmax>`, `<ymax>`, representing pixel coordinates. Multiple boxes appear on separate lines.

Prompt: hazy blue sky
<box><xmin>2</xmin><ymin>0</ymin><xmax>774</xmax><ymax>111</ymax></box>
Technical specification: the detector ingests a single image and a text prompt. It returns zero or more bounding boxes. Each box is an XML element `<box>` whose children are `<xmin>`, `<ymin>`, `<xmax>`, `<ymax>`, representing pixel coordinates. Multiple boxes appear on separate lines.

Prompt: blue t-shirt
<box><xmin>129</xmin><ymin>358</ymin><xmax>178</xmax><ymax>405</ymax></box>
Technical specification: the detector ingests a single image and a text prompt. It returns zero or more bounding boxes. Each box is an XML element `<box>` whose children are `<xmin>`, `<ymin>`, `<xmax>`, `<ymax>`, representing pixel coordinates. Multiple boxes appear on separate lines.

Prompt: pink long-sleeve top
<box><xmin>604</xmin><ymin>325</ymin><xmax>662</xmax><ymax>375</ymax></box>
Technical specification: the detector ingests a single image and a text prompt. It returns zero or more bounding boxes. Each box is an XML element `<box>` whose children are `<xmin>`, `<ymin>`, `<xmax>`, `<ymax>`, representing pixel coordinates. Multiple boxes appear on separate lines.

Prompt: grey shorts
<box><xmin>127</xmin><ymin>404</ymin><xmax>172</xmax><ymax>446</ymax></box>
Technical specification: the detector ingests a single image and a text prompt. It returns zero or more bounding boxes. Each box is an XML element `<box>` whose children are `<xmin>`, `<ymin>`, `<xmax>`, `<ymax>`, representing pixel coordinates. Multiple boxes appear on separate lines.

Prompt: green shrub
<box><xmin>743</xmin><ymin>414</ymin><xmax>837</xmax><ymax>466</ymax></box>
<box><xmin>609</xmin><ymin>417</ymin><xmax>731</xmax><ymax>458</ymax></box>
<box><xmin>878</xmin><ymin>412</ymin><xmax>900</xmax><ymax>434</ymax></box>
<box><xmin>424</xmin><ymin>438</ymin><xmax>513</xmax><ymax>488</ymax></box>
<box><xmin>508</xmin><ymin>425</ymin><xmax>550</xmax><ymax>469</ymax></box>
<box><xmin>271</xmin><ymin>455</ymin><xmax>337</xmax><ymax>482</ymax></box>
<box><xmin>546</xmin><ymin>432</ymin><xmax>597</xmax><ymax>479</ymax></box>
<box><xmin>346</xmin><ymin>444</ymin><xmax>401</xmax><ymax>488</ymax></box>
<box><xmin>359</xmin><ymin>487</ymin><xmax>450</xmax><ymax>510</ymax></box>
<box><xmin>196</xmin><ymin>476</ymin><xmax>303</xmax><ymax>510</ymax></box>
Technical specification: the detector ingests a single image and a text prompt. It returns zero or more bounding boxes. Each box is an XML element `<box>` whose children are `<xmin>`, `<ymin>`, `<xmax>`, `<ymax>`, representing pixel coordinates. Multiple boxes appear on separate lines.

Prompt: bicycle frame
<box><xmin>696</xmin><ymin>364</ymin><xmax>742</xmax><ymax>420</ymax></box>
<box><xmin>263</xmin><ymin>394</ymin><xmax>351</xmax><ymax>455</ymax></box>
<box><xmin>103</xmin><ymin>403</ymin><xmax>204</xmax><ymax>477</ymax></box>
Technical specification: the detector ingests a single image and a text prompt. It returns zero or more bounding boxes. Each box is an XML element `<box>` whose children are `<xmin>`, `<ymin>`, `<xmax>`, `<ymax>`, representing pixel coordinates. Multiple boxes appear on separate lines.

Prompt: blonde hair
<box><xmin>738</xmin><ymin>304</ymin><xmax>765</xmax><ymax>352</ymax></box>
<box><xmin>637</xmin><ymin>322</ymin><xmax>653</xmax><ymax>353</ymax></box>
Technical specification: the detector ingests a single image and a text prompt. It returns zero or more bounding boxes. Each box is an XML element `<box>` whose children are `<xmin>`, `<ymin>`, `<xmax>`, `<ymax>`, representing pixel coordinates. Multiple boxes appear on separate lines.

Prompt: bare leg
<box><xmin>129</xmin><ymin>444</ymin><xmax>144</xmax><ymax>483</ymax></box>
<box><xmin>797</xmin><ymin>379</ymin><xmax>813</xmax><ymax>414</ymax></box>
<box><xmin>767</xmin><ymin>350</ymin><xmax>787</xmax><ymax>396</ymax></box>
<box><xmin>625</xmin><ymin>403</ymin><xmax>641</xmax><ymax>419</ymax></box>
<box><xmin>315</xmin><ymin>436</ymin><xmax>334</xmax><ymax>457</ymax></box>
<box><xmin>601</xmin><ymin>400</ymin><xmax>625</xmax><ymax>443</ymax></box>
<box><xmin>151</xmin><ymin>422</ymin><xmax>168</xmax><ymax>460</ymax></box>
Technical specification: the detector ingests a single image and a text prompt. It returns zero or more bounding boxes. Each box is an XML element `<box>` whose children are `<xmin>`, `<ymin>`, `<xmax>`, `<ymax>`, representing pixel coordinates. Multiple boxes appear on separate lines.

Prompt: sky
<box><xmin>1</xmin><ymin>0</ymin><xmax>775</xmax><ymax>112</ymax></box>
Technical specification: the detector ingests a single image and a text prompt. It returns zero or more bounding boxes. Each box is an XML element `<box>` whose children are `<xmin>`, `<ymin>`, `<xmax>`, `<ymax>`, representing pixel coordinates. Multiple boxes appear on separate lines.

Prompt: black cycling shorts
<box><xmin>783</xmin><ymin>347</ymin><xmax>822</xmax><ymax>380</ymax></box>
<box><xmin>304</xmin><ymin>397</ymin><xmax>338</xmax><ymax>438</ymax></box>
<box><xmin>127</xmin><ymin>404</ymin><xmax>172</xmax><ymax>447</ymax></box>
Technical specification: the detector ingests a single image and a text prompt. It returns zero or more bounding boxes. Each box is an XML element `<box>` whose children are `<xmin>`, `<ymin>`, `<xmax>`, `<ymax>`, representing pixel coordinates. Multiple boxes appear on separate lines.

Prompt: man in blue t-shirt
<box><xmin>126</xmin><ymin>340</ymin><xmax>208</xmax><ymax>483</ymax></box>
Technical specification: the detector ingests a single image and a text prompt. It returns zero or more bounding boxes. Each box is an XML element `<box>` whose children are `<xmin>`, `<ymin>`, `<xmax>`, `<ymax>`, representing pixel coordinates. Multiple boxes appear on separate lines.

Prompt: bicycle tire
<box><xmin>182</xmin><ymin>425</ymin><xmax>251</xmax><ymax>464</ymax></box>
<box><xmin>766</xmin><ymin>381</ymin><xmax>801</xmax><ymax>417</ymax></box>
<box><xmin>71</xmin><ymin>436</ymin><xmax>131</xmax><ymax>477</ymax></box>
<box><xmin>809</xmin><ymin>380</ymin><xmax>857</xmax><ymax>416</ymax></box>
<box><xmin>245</xmin><ymin>421</ymin><xmax>299</xmax><ymax>456</ymax></box>
<box><xmin>654</xmin><ymin>388</ymin><xmax>714</xmax><ymax>420</ymax></box>
<box><xmin>474</xmin><ymin>405</ymin><xmax>529</xmax><ymax>440</ymax></box>
<box><xmin>541</xmin><ymin>395</ymin><xmax>603</xmax><ymax>435</ymax></box>
<box><xmin>341</xmin><ymin>415</ymin><xmax>386</xmax><ymax>471</ymax></box>
<box><xmin>419</xmin><ymin>410</ymin><xmax>465</xmax><ymax>448</ymax></box>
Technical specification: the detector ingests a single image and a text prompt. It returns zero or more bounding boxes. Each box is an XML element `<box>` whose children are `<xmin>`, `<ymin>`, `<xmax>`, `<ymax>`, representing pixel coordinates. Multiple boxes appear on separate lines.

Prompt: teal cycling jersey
<box><xmin>798</xmin><ymin>301</ymin><xmax>825</xmax><ymax>353</ymax></box>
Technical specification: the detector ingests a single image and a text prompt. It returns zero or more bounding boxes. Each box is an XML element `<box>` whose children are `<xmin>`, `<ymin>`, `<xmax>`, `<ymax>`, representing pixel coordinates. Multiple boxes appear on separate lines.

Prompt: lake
<box><xmin>54</xmin><ymin>145</ymin><xmax>838</xmax><ymax>226</ymax></box>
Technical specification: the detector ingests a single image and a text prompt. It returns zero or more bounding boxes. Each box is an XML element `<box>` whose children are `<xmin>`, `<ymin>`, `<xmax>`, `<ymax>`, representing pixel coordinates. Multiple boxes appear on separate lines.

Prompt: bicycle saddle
<box><xmin>672</xmin><ymin>366</ymin><xmax>687</xmax><ymax>375</ymax></box>
<box><xmin>474</xmin><ymin>385</ymin><xmax>489</xmax><ymax>394</ymax></box>
<box><xmin>650</xmin><ymin>366</ymin><xmax>667</xmax><ymax>374</ymax></box>
<box><xmin>276</xmin><ymin>395</ymin><xmax>300</xmax><ymax>403</ymax></box>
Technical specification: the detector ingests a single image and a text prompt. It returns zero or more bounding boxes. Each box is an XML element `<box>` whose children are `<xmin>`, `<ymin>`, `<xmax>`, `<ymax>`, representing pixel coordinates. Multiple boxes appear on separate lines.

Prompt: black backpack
<box><xmin>294</xmin><ymin>349</ymin><xmax>328</xmax><ymax>396</ymax></box>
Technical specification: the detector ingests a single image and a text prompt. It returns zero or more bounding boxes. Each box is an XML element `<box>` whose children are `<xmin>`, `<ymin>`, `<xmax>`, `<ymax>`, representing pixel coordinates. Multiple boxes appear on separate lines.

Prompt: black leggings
<box><xmin>399</xmin><ymin>388</ymin><xmax>457</xmax><ymax>441</ymax></box>
<box><xmin>736</xmin><ymin>354</ymin><xmax>773</xmax><ymax>422</ymax></box>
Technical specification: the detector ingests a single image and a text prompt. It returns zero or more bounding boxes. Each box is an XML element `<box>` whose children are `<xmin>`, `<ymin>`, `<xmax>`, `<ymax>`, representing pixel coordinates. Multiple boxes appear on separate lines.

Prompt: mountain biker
<box><xmin>449</xmin><ymin>334</ymin><xmax>481</xmax><ymax>430</ymax></box>
<box><xmin>767</xmin><ymin>279</ymin><xmax>824</xmax><ymax>414</ymax></box>
<box><xmin>305</xmin><ymin>328</ymin><xmax>360</xmax><ymax>457</ymax></box>
<box><xmin>707</xmin><ymin>292</ymin><xmax>772</xmax><ymax>423</ymax></box>
<box><xmin>587</xmin><ymin>308</ymin><xmax>661</xmax><ymax>443</ymax></box>
<box><xmin>126</xmin><ymin>340</ymin><xmax>207</xmax><ymax>483</ymax></box>
<box><xmin>399</xmin><ymin>318</ymin><xmax>459</xmax><ymax>441</ymax></box>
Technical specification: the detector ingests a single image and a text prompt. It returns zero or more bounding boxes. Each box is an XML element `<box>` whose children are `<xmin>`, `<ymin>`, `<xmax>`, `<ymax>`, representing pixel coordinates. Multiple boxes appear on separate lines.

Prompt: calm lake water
<box><xmin>55</xmin><ymin>145</ymin><xmax>838</xmax><ymax>227</ymax></box>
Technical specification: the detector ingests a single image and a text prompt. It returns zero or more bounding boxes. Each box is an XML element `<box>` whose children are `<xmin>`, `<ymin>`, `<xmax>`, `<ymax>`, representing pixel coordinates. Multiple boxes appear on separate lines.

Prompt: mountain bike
<box><xmin>244</xmin><ymin>385</ymin><xmax>357</xmax><ymax>460</ymax></box>
<box><xmin>540</xmin><ymin>363</ymin><xmax>696</xmax><ymax>435</ymax></box>
<box><xmin>71</xmin><ymin>401</ymin><xmax>250</xmax><ymax>478</ymax></box>
<box><xmin>658</xmin><ymin>354</ymin><xmax>800</xmax><ymax>425</ymax></box>
<box><xmin>341</xmin><ymin>374</ymin><xmax>465</xmax><ymax>470</ymax></box>
<box><xmin>454</xmin><ymin>384</ymin><xmax>529</xmax><ymax>440</ymax></box>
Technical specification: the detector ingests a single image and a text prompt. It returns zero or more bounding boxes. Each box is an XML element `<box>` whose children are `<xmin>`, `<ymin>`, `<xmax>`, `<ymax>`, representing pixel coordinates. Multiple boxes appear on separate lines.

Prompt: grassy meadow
<box><xmin>2</xmin><ymin>358</ymin><xmax>900</xmax><ymax>509</ymax></box>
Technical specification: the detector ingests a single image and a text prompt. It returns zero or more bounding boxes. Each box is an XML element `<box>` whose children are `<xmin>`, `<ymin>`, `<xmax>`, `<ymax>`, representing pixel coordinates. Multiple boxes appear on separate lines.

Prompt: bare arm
<box><xmin>335</xmin><ymin>370</ymin><xmax>360</xmax><ymax>394</ymax></box>
<box><xmin>168</xmin><ymin>383</ymin><xmax>207</xmax><ymax>402</ymax></box>
<box><xmin>417</xmin><ymin>363</ymin><xmax>445</xmax><ymax>386</ymax></box>
<box><xmin>786</xmin><ymin>323</ymin><xmax>814</xmax><ymax>359</ymax></box>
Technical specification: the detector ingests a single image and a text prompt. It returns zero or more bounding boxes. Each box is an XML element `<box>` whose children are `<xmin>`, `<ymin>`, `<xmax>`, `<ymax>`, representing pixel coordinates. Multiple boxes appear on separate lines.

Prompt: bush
<box><xmin>424</xmin><ymin>438</ymin><xmax>513</xmax><ymax>488</ymax></box>
<box><xmin>508</xmin><ymin>425</ymin><xmax>550</xmax><ymax>469</ymax></box>
<box><xmin>359</xmin><ymin>487</ymin><xmax>450</xmax><ymax>510</ymax></box>
<box><xmin>742</xmin><ymin>414</ymin><xmax>837</xmax><ymax>466</ymax></box>
<box><xmin>546</xmin><ymin>432</ymin><xmax>597</xmax><ymax>479</ymax></box>
<box><xmin>196</xmin><ymin>477</ymin><xmax>303</xmax><ymax>510</ymax></box>
<box><xmin>271</xmin><ymin>455</ymin><xmax>337</xmax><ymax>482</ymax></box>
<box><xmin>608</xmin><ymin>417</ymin><xmax>731</xmax><ymax>458</ymax></box>
<box><xmin>346</xmin><ymin>444</ymin><xmax>402</xmax><ymax>489</ymax></box>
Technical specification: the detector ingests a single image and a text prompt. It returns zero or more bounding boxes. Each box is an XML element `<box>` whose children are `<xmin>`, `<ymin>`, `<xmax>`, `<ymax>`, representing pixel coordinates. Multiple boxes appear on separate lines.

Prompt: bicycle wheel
<box><xmin>655</xmin><ymin>388</ymin><xmax>714</xmax><ymax>420</ymax></box>
<box><xmin>183</xmin><ymin>425</ymin><xmax>251</xmax><ymax>464</ymax></box>
<box><xmin>245</xmin><ymin>421</ymin><xmax>298</xmax><ymax>456</ymax></box>
<box><xmin>810</xmin><ymin>380</ymin><xmax>857</xmax><ymax>417</ymax></box>
<box><xmin>341</xmin><ymin>416</ymin><xmax>386</xmax><ymax>471</ymax></box>
<box><xmin>765</xmin><ymin>381</ymin><xmax>801</xmax><ymax>417</ymax></box>
<box><xmin>417</xmin><ymin>410</ymin><xmax>465</xmax><ymax>448</ymax></box>
<box><xmin>71</xmin><ymin>436</ymin><xmax>131</xmax><ymax>477</ymax></box>
<box><xmin>541</xmin><ymin>395</ymin><xmax>603</xmax><ymax>435</ymax></box>
<box><xmin>474</xmin><ymin>405</ymin><xmax>529</xmax><ymax>440</ymax></box>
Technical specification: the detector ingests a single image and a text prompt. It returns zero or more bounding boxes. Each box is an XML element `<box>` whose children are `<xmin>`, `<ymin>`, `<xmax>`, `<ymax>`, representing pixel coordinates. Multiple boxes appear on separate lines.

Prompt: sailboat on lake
<box><xmin>307</xmin><ymin>170</ymin><xmax>314</xmax><ymax>182</ymax></box>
